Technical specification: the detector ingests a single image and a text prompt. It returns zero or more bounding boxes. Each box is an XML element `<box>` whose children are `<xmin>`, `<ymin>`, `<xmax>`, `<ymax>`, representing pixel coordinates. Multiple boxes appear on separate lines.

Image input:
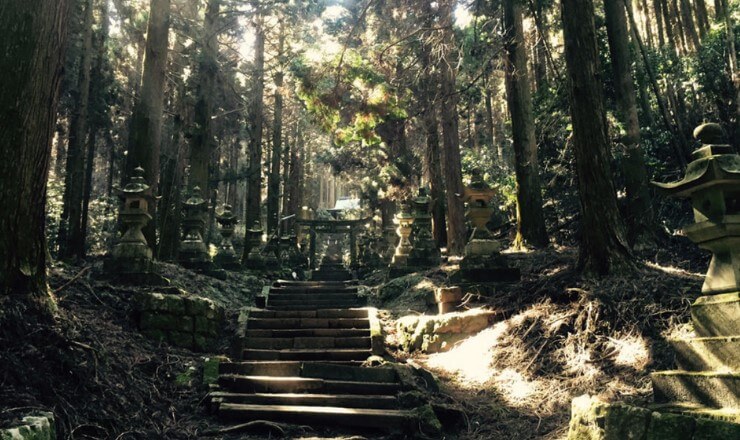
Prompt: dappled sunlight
<box><xmin>494</xmin><ymin>368</ymin><xmax>539</xmax><ymax>404</ymax></box>
<box><xmin>425</xmin><ymin>321</ymin><xmax>510</xmax><ymax>386</ymax></box>
<box><xmin>607</xmin><ymin>333</ymin><xmax>652</xmax><ymax>370</ymax></box>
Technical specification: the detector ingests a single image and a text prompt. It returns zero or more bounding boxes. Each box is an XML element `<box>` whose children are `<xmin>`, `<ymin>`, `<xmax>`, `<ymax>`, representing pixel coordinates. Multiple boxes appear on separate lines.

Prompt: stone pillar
<box><xmin>408</xmin><ymin>187</ymin><xmax>441</xmax><ymax>269</ymax></box>
<box><xmin>435</xmin><ymin>286</ymin><xmax>463</xmax><ymax>314</ymax></box>
<box><xmin>650</xmin><ymin>123</ymin><xmax>740</xmax><ymax>410</ymax></box>
<box><xmin>349</xmin><ymin>228</ymin><xmax>357</xmax><ymax>268</ymax></box>
<box><xmin>389</xmin><ymin>200</ymin><xmax>415</xmax><ymax>276</ymax></box>
<box><xmin>243</xmin><ymin>221</ymin><xmax>265</xmax><ymax>269</ymax></box>
<box><xmin>309</xmin><ymin>228</ymin><xmax>317</xmax><ymax>270</ymax></box>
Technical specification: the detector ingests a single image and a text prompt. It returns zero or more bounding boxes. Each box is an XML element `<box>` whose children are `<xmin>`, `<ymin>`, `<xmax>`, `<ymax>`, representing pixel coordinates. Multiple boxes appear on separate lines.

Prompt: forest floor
<box><xmin>0</xmin><ymin>234</ymin><xmax>709</xmax><ymax>439</ymax></box>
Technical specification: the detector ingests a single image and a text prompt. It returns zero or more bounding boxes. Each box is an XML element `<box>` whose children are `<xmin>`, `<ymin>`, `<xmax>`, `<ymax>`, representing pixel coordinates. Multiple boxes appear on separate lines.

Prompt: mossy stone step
<box><xmin>250</xmin><ymin>308</ymin><xmax>369</xmax><ymax>319</ymax></box>
<box><xmin>274</xmin><ymin>279</ymin><xmax>357</xmax><ymax>287</ymax></box>
<box><xmin>218</xmin><ymin>374</ymin><xmax>400</xmax><ymax>394</ymax></box>
<box><xmin>670</xmin><ymin>336</ymin><xmax>740</xmax><ymax>371</ymax></box>
<box><xmin>210</xmin><ymin>392</ymin><xmax>399</xmax><ymax>409</ymax></box>
<box><xmin>245</xmin><ymin>328</ymin><xmax>371</xmax><ymax>338</ymax></box>
<box><xmin>242</xmin><ymin>348</ymin><xmax>371</xmax><ymax>361</ymax></box>
<box><xmin>218</xmin><ymin>403</ymin><xmax>415</xmax><ymax>429</ymax></box>
<box><xmin>300</xmin><ymin>362</ymin><xmax>397</xmax><ymax>383</ymax></box>
<box><xmin>652</xmin><ymin>370</ymin><xmax>740</xmax><ymax>408</ymax></box>
<box><xmin>267</xmin><ymin>292</ymin><xmax>363</xmax><ymax>301</ymax></box>
<box><xmin>219</xmin><ymin>360</ymin><xmax>364</xmax><ymax>377</ymax></box>
<box><xmin>691</xmin><ymin>292</ymin><xmax>740</xmax><ymax>337</ymax></box>
<box><xmin>246</xmin><ymin>318</ymin><xmax>370</xmax><ymax>329</ymax></box>
<box><xmin>269</xmin><ymin>286</ymin><xmax>359</xmax><ymax>293</ymax></box>
<box><xmin>244</xmin><ymin>336</ymin><xmax>371</xmax><ymax>350</ymax></box>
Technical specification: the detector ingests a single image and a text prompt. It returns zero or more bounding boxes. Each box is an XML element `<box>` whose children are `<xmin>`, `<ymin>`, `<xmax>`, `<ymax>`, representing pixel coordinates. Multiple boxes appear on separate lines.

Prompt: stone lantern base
<box><xmin>178</xmin><ymin>243</ymin><xmax>226</xmax><ymax>280</ymax></box>
<box><xmin>214</xmin><ymin>252</ymin><xmax>241</xmax><ymax>271</ymax></box>
<box><xmin>102</xmin><ymin>256</ymin><xmax>169</xmax><ymax>286</ymax></box>
<box><xmin>459</xmin><ymin>235</ymin><xmax>520</xmax><ymax>282</ymax></box>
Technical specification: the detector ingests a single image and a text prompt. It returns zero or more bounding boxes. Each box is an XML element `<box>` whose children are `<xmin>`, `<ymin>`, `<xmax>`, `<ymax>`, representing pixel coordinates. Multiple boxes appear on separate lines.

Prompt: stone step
<box><xmin>274</xmin><ymin>279</ymin><xmax>357</xmax><ymax>287</ymax></box>
<box><xmin>219</xmin><ymin>374</ymin><xmax>400</xmax><ymax>395</ymax></box>
<box><xmin>312</xmin><ymin>272</ymin><xmax>354</xmax><ymax>282</ymax></box>
<box><xmin>219</xmin><ymin>361</ymin><xmax>363</xmax><ymax>377</ymax></box>
<box><xmin>652</xmin><ymin>371</ymin><xmax>740</xmax><ymax>408</ymax></box>
<box><xmin>671</xmin><ymin>336</ymin><xmax>740</xmax><ymax>371</ymax></box>
<box><xmin>242</xmin><ymin>348</ymin><xmax>371</xmax><ymax>361</ymax></box>
<box><xmin>246</xmin><ymin>328</ymin><xmax>371</xmax><ymax>338</ymax></box>
<box><xmin>244</xmin><ymin>336</ymin><xmax>371</xmax><ymax>350</ymax></box>
<box><xmin>249</xmin><ymin>309</ymin><xmax>369</xmax><ymax>319</ymax></box>
<box><xmin>247</xmin><ymin>318</ymin><xmax>370</xmax><ymax>330</ymax></box>
<box><xmin>267</xmin><ymin>292</ymin><xmax>362</xmax><ymax>301</ymax></box>
<box><xmin>691</xmin><ymin>292</ymin><xmax>740</xmax><ymax>337</ymax></box>
<box><xmin>218</xmin><ymin>403</ymin><xmax>414</xmax><ymax>429</ymax></box>
<box><xmin>267</xmin><ymin>300</ymin><xmax>365</xmax><ymax>309</ymax></box>
<box><xmin>300</xmin><ymin>362</ymin><xmax>397</xmax><ymax>383</ymax></box>
<box><xmin>210</xmin><ymin>392</ymin><xmax>399</xmax><ymax>409</ymax></box>
<box><xmin>269</xmin><ymin>286</ymin><xmax>359</xmax><ymax>294</ymax></box>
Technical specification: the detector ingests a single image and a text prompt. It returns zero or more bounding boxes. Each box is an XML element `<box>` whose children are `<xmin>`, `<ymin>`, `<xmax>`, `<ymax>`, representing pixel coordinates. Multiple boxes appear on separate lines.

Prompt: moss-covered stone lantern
<box><xmin>459</xmin><ymin>170</ymin><xmax>519</xmax><ymax>282</ymax></box>
<box><xmin>178</xmin><ymin>186</ymin><xmax>219</xmax><ymax>276</ymax></box>
<box><xmin>214</xmin><ymin>204</ymin><xmax>240</xmax><ymax>270</ymax></box>
<box><xmin>243</xmin><ymin>221</ymin><xmax>265</xmax><ymax>269</ymax></box>
<box><xmin>408</xmin><ymin>187</ymin><xmax>441</xmax><ymax>269</ymax></box>
<box><xmin>104</xmin><ymin>167</ymin><xmax>164</xmax><ymax>284</ymax></box>
<box><xmin>653</xmin><ymin>123</ymin><xmax>740</xmax><ymax>294</ymax></box>
<box><xmin>389</xmin><ymin>199</ymin><xmax>415</xmax><ymax>275</ymax></box>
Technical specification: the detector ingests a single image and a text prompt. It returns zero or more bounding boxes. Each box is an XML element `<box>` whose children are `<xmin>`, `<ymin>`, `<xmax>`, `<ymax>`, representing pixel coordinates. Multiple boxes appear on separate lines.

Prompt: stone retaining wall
<box><xmin>134</xmin><ymin>291</ymin><xmax>224</xmax><ymax>352</ymax></box>
<box><xmin>0</xmin><ymin>412</ymin><xmax>55</xmax><ymax>440</ymax></box>
<box><xmin>396</xmin><ymin>309</ymin><xmax>498</xmax><ymax>353</ymax></box>
<box><xmin>568</xmin><ymin>395</ymin><xmax>739</xmax><ymax>440</ymax></box>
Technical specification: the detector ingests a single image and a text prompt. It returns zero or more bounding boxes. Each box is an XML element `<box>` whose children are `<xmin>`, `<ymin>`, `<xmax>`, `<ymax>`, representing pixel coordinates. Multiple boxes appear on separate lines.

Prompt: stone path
<box><xmin>209</xmin><ymin>266</ymin><xmax>422</xmax><ymax>432</ymax></box>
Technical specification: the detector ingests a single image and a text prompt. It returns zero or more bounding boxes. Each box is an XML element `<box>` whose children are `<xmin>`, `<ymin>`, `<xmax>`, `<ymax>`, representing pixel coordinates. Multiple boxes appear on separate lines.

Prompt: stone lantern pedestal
<box><xmin>459</xmin><ymin>172</ymin><xmax>520</xmax><ymax>282</ymax></box>
<box><xmin>178</xmin><ymin>187</ymin><xmax>224</xmax><ymax>278</ymax></box>
<box><xmin>649</xmin><ymin>123</ymin><xmax>740</xmax><ymax>411</ymax></box>
<box><xmin>214</xmin><ymin>204</ymin><xmax>240</xmax><ymax>270</ymax></box>
<box><xmin>389</xmin><ymin>200</ymin><xmax>415</xmax><ymax>277</ymax></box>
<box><xmin>103</xmin><ymin>167</ymin><xmax>167</xmax><ymax>285</ymax></box>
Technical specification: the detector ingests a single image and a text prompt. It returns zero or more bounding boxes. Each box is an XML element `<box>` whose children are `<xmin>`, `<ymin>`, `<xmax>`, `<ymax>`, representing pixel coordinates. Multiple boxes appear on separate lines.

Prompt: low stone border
<box><xmin>0</xmin><ymin>412</ymin><xmax>55</xmax><ymax>440</ymax></box>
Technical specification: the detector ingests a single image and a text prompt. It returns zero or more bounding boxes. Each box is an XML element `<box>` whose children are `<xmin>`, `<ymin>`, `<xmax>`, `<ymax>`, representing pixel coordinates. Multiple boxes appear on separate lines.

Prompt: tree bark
<box><xmin>190</xmin><ymin>0</ymin><xmax>220</xmax><ymax>194</ymax></box>
<box><xmin>678</xmin><ymin>0</ymin><xmax>700</xmax><ymax>50</ymax></box>
<box><xmin>243</xmin><ymin>6</ymin><xmax>265</xmax><ymax>261</ymax></box>
<box><xmin>0</xmin><ymin>0</ymin><xmax>70</xmax><ymax>317</ymax></box>
<box><xmin>438</xmin><ymin>0</ymin><xmax>467</xmax><ymax>256</ymax></box>
<box><xmin>267</xmin><ymin>21</ymin><xmax>285</xmax><ymax>234</ymax></box>
<box><xmin>561</xmin><ymin>0</ymin><xmax>633</xmax><ymax>275</ymax></box>
<box><xmin>504</xmin><ymin>0</ymin><xmax>549</xmax><ymax>249</ymax></box>
<box><xmin>653</xmin><ymin>0</ymin><xmax>666</xmax><ymax>47</ymax></box>
<box><xmin>58</xmin><ymin>0</ymin><xmax>94</xmax><ymax>261</ymax></box>
<box><xmin>126</xmin><ymin>0</ymin><xmax>170</xmax><ymax>249</ymax></box>
<box><xmin>693</xmin><ymin>0</ymin><xmax>710</xmax><ymax>38</ymax></box>
<box><xmin>605</xmin><ymin>0</ymin><xmax>658</xmax><ymax>247</ymax></box>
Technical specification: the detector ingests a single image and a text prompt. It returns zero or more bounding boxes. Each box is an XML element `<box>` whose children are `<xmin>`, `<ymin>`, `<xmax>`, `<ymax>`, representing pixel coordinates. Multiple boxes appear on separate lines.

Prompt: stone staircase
<box><xmin>651</xmin><ymin>292</ymin><xmax>739</xmax><ymax>419</ymax></box>
<box><xmin>209</xmin><ymin>273</ymin><xmax>424</xmax><ymax>432</ymax></box>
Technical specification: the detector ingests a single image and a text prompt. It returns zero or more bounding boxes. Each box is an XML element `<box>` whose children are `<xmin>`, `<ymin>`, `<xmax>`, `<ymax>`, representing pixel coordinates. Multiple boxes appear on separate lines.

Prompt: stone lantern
<box><xmin>243</xmin><ymin>221</ymin><xmax>265</xmax><ymax>269</ymax></box>
<box><xmin>214</xmin><ymin>204</ymin><xmax>240</xmax><ymax>270</ymax></box>
<box><xmin>654</xmin><ymin>123</ymin><xmax>740</xmax><ymax>294</ymax></box>
<box><xmin>389</xmin><ymin>199</ymin><xmax>415</xmax><ymax>274</ymax></box>
<box><xmin>104</xmin><ymin>167</ymin><xmax>164</xmax><ymax>283</ymax></box>
<box><xmin>178</xmin><ymin>186</ymin><xmax>215</xmax><ymax>272</ymax></box>
<box><xmin>408</xmin><ymin>187</ymin><xmax>441</xmax><ymax>268</ymax></box>
<box><xmin>459</xmin><ymin>170</ymin><xmax>519</xmax><ymax>282</ymax></box>
<box><xmin>649</xmin><ymin>123</ymin><xmax>740</xmax><ymax>414</ymax></box>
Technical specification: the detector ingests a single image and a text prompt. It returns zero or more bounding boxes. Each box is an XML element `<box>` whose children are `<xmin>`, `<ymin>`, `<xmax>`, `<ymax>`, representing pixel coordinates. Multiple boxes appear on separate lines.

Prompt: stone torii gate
<box><xmin>296</xmin><ymin>218</ymin><xmax>372</xmax><ymax>270</ymax></box>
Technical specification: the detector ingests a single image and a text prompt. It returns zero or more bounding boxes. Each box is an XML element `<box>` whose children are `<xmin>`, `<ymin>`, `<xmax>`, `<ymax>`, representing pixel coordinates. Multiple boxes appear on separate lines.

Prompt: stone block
<box><xmin>435</xmin><ymin>286</ymin><xmax>463</xmax><ymax>304</ymax></box>
<box><xmin>652</xmin><ymin>371</ymin><xmax>740</xmax><ymax>408</ymax></box>
<box><xmin>396</xmin><ymin>309</ymin><xmax>498</xmax><ymax>353</ymax></box>
<box><xmin>185</xmin><ymin>295</ymin><xmax>221</xmax><ymax>319</ymax></box>
<box><xmin>691</xmin><ymin>292</ymin><xmax>740</xmax><ymax>337</ymax></box>
<box><xmin>195</xmin><ymin>316</ymin><xmax>220</xmax><ymax>337</ymax></box>
<box><xmin>134</xmin><ymin>292</ymin><xmax>186</xmax><ymax>314</ymax></box>
<box><xmin>0</xmin><ymin>412</ymin><xmax>55</xmax><ymax>440</ymax></box>
<box><xmin>567</xmin><ymin>395</ymin><xmax>651</xmax><ymax>440</ymax></box>
<box><xmin>194</xmin><ymin>334</ymin><xmax>218</xmax><ymax>352</ymax></box>
<box><xmin>140</xmin><ymin>312</ymin><xmax>193</xmax><ymax>333</ymax></box>
<box><xmin>141</xmin><ymin>328</ymin><xmax>168</xmax><ymax>342</ymax></box>
<box><xmin>646</xmin><ymin>411</ymin><xmax>695</xmax><ymax>440</ymax></box>
<box><xmin>671</xmin><ymin>336</ymin><xmax>740</xmax><ymax>371</ymax></box>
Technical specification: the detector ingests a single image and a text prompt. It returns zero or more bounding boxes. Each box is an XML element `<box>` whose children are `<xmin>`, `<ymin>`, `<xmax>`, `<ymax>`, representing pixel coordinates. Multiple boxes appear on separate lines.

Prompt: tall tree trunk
<box><xmin>640</xmin><ymin>0</ymin><xmax>655</xmax><ymax>47</ymax></box>
<box><xmin>670</xmin><ymin>0</ymin><xmax>689</xmax><ymax>54</ymax></box>
<box><xmin>654</xmin><ymin>0</ymin><xmax>666</xmax><ymax>46</ymax></box>
<box><xmin>561</xmin><ymin>0</ymin><xmax>633</xmax><ymax>275</ymax></box>
<box><xmin>54</xmin><ymin>114</ymin><xmax>68</xmax><ymax>179</ymax></box>
<box><xmin>534</xmin><ymin>0</ymin><xmax>549</xmax><ymax>91</ymax></box>
<box><xmin>80</xmin><ymin>129</ymin><xmax>97</xmax><ymax>256</ymax></box>
<box><xmin>126</xmin><ymin>0</ymin><xmax>170</xmax><ymax>249</ymax></box>
<box><xmin>678</xmin><ymin>0</ymin><xmax>700</xmax><ymax>50</ymax></box>
<box><xmin>694</xmin><ymin>0</ymin><xmax>710</xmax><ymax>38</ymax></box>
<box><xmin>504</xmin><ymin>0</ymin><xmax>549</xmax><ymax>249</ymax></box>
<box><xmin>243</xmin><ymin>7</ymin><xmax>265</xmax><ymax>261</ymax></box>
<box><xmin>58</xmin><ymin>0</ymin><xmax>94</xmax><ymax>261</ymax></box>
<box><xmin>267</xmin><ymin>21</ymin><xmax>285</xmax><ymax>235</ymax></box>
<box><xmin>438</xmin><ymin>0</ymin><xmax>466</xmax><ymax>256</ymax></box>
<box><xmin>0</xmin><ymin>0</ymin><xmax>70</xmax><ymax>318</ymax></box>
<box><xmin>190</xmin><ymin>0</ymin><xmax>220</xmax><ymax>194</ymax></box>
<box><xmin>605</xmin><ymin>0</ymin><xmax>657</xmax><ymax>247</ymax></box>
<box><xmin>287</xmin><ymin>127</ymin><xmax>305</xmax><ymax>222</ymax></box>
